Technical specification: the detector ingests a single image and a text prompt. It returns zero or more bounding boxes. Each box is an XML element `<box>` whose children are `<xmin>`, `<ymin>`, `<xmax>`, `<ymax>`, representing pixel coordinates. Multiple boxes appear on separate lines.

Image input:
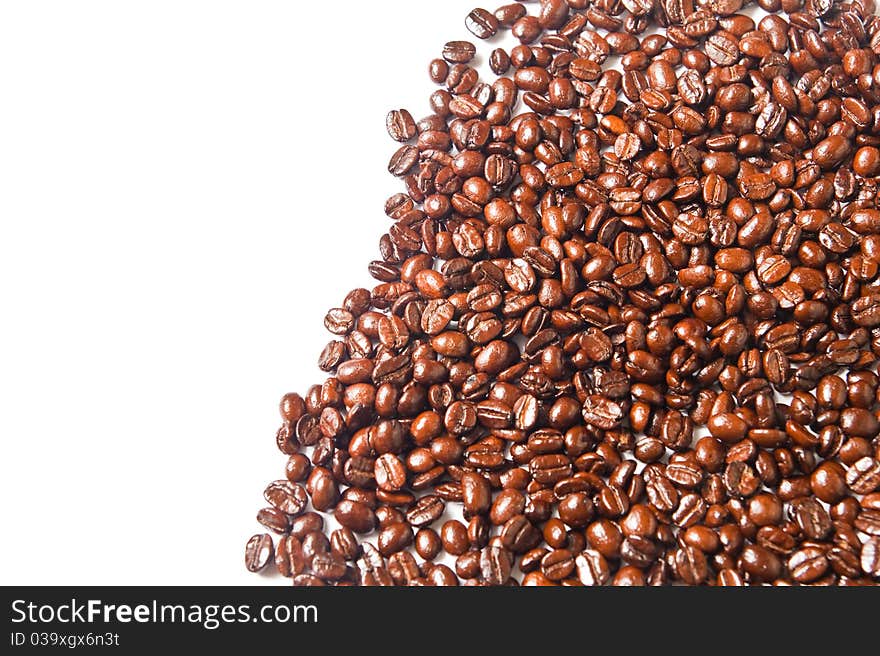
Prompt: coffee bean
<box><xmin>481</xmin><ymin>544</ymin><xmax>512</xmax><ymax>584</ymax></box>
<box><xmin>846</xmin><ymin>457</ymin><xmax>880</xmax><ymax>494</ymax></box>
<box><xmin>500</xmin><ymin>515</ymin><xmax>541</xmax><ymax>553</ymax></box>
<box><xmin>256</xmin><ymin>507</ymin><xmax>290</xmax><ymax>535</ymax></box>
<box><xmin>334</xmin><ymin>500</ymin><xmax>376</xmax><ymax>534</ymax></box>
<box><xmin>708</xmin><ymin>413</ymin><xmax>747</xmax><ymax>442</ymax></box>
<box><xmin>576</xmin><ymin>549</ymin><xmax>611</xmax><ymax>586</ymax></box>
<box><xmin>862</xmin><ymin>538</ymin><xmax>880</xmax><ymax>578</ymax></box>
<box><xmin>723</xmin><ymin>462</ymin><xmax>761</xmax><ymax>498</ymax></box>
<box><xmin>311</xmin><ymin>552</ymin><xmax>347</xmax><ymax>581</ymax></box>
<box><xmin>541</xmin><ymin>548</ymin><xmax>575</xmax><ymax>581</ymax></box>
<box><xmin>245</xmin><ymin>534</ymin><xmax>274</xmax><ymax>573</ymax></box>
<box><xmin>388</xmin><ymin>145</ymin><xmax>419</xmax><ymax>177</ymax></box>
<box><xmin>740</xmin><ymin>544</ymin><xmax>782</xmax><ymax>583</ymax></box>
<box><xmin>546</xmin><ymin>162</ymin><xmax>583</xmax><ymax>188</ymax></box>
<box><xmin>330</xmin><ymin>528</ymin><xmax>360</xmax><ymax>562</ymax></box>
<box><xmin>675</xmin><ymin>545</ymin><xmax>708</xmax><ymax>584</ymax></box>
<box><xmin>406</xmin><ymin>495</ymin><xmax>445</xmax><ymax>528</ymax></box>
<box><xmin>378</xmin><ymin>522</ymin><xmax>414</xmax><ymax>557</ymax></box>
<box><xmin>788</xmin><ymin>546</ymin><xmax>828</xmax><ymax>583</ymax></box>
<box><xmin>465</xmin><ymin>8</ymin><xmax>499</xmax><ymax>39</ymax></box>
<box><xmin>263</xmin><ymin>481</ymin><xmax>307</xmax><ymax>516</ymax></box>
<box><xmin>529</xmin><ymin>454</ymin><xmax>572</xmax><ymax>485</ymax></box>
<box><xmin>489</xmin><ymin>48</ymin><xmax>510</xmax><ymax>75</ymax></box>
<box><xmin>374</xmin><ymin>454</ymin><xmax>407</xmax><ymax>492</ymax></box>
<box><xmin>582</xmin><ymin>394</ymin><xmax>624</xmax><ymax>429</ymax></box>
<box><xmin>386</xmin><ymin>109</ymin><xmax>417</xmax><ymax>143</ymax></box>
<box><xmin>620</xmin><ymin>535</ymin><xmax>658</xmax><ymax>568</ymax></box>
<box><xmin>443</xmin><ymin>40</ymin><xmax>477</xmax><ymax>64</ymax></box>
<box><xmin>792</xmin><ymin>498</ymin><xmax>832</xmax><ymax>540</ymax></box>
<box><xmin>461</xmin><ymin>471</ymin><xmax>492</xmax><ymax>518</ymax></box>
<box><xmin>323</xmin><ymin>308</ymin><xmax>355</xmax><ymax>335</ymax></box>
<box><xmin>275</xmin><ymin>535</ymin><xmax>306</xmax><ymax>577</ymax></box>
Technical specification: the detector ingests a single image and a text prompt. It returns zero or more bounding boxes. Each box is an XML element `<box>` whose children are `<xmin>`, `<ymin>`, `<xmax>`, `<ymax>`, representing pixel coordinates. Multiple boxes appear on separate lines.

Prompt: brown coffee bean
<box><xmin>264</xmin><ymin>481</ymin><xmax>307</xmax><ymax>516</ymax></box>
<box><xmin>442</xmin><ymin>40</ymin><xmax>477</xmax><ymax>64</ymax></box>
<box><xmin>334</xmin><ymin>500</ymin><xmax>376</xmax><ymax>534</ymax></box>
<box><xmin>388</xmin><ymin>145</ymin><xmax>419</xmax><ymax>177</ymax></box>
<box><xmin>375</xmin><ymin>453</ymin><xmax>407</xmax><ymax>492</ymax></box>
<box><xmin>245</xmin><ymin>534</ymin><xmax>274</xmax><ymax>573</ymax></box>
<box><xmin>792</xmin><ymin>498</ymin><xmax>832</xmax><ymax>540</ymax></box>
<box><xmin>541</xmin><ymin>548</ymin><xmax>575</xmax><ymax>581</ymax></box>
<box><xmin>847</xmin><ymin>457</ymin><xmax>880</xmax><ymax>494</ymax></box>
<box><xmin>256</xmin><ymin>507</ymin><xmax>289</xmax><ymax>535</ymax></box>
<box><xmin>788</xmin><ymin>546</ymin><xmax>829</xmax><ymax>583</ymax></box>
<box><xmin>862</xmin><ymin>538</ymin><xmax>880</xmax><ymax>577</ymax></box>
<box><xmin>466</xmin><ymin>8</ymin><xmax>499</xmax><ymax>39</ymax></box>
<box><xmin>275</xmin><ymin>535</ymin><xmax>306</xmax><ymax>577</ymax></box>
<box><xmin>378</xmin><ymin>522</ymin><xmax>414</xmax><ymax>557</ymax></box>
<box><xmin>481</xmin><ymin>544</ymin><xmax>512</xmax><ymax>584</ymax></box>
<box><xmin>582</xmin><ymin>395</ymin><xmax>624</xmax><ymax>429</ymax></box>
<box><xmin>740</xmin><ymin>544</ymin><xmax>781</xmax><ymax>583</ymax></box>
<box><xmin>708</xmin><ymin>413</ymin><xmax>748</xmax><ymax>442</ymax></box>
<box><xmin>406</xmin><ymin>495</ymin><xmax>445</xmax><ymax>528</ymax></box>
<box><xmin>386</xmin><ymin>109</ymin><xmax>417</xmax><ymax>143</ymax></box>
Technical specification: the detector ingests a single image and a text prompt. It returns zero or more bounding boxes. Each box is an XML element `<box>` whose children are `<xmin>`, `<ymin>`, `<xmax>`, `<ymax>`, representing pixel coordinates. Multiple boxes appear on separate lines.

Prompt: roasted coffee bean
<box><xmin>541</xmin><ymin>548</ymin><xmax>575</xmax><ymax>581</ymax></box>
<box><xmin>334</xmin><ymin>500</ymin><xmax>377</xmax><ymax>534</ymax></box>
<box><xmin>862</xmin><ymin>538</ymin><xmax>880</xmax><ymax>578</ymax></box>
<box><xmin>301</xmin><ymin>531</ymin><xmax>330</xmax><ymax>563</ymax></box>
<box><xmin>501</xmin><ymin>515</ymin><xmax>542</xmax><ymax>553</ymax></box>
<box><xmin>245</xmin><ymin>534</ymin><xmax>274</xmax><ymax>573</ymax></box>
<box><xmin>847</xmin><ymin>457</ymin><xmax>880</xmax><ymax>494</ymax></box>
<box><xmin>443</xmin><ymin>40</ymin><xmax>477</xmax><ymax>64</ymax></box>
<box><xmin>312</xmin><ymin>552</ymin><xmax>347</xmax><ymax>581</ymax></box>
<box><xmin>709</xmin><ymin>413</ymin><xmax>747</xmax><ymax>443</ymax></box>
<box><xmin>406</xmin><ymin>494</ymin><xmax>445</xmax><ymax>527</ymax></box>
<box><xmin>275</xmin><ymin>535</ymin><xmax>306</xmax><ymax>577</ymax></box>
<box><xmin>723</xmin><ymin>462</ymin><xmax>760</xmax><ymax>498</ymax></box>
<box><xmin>264</xmin><ymin>481</ymin><xmax>307</xmax><ymax>516</ymax></box>
<box><xmin>441</xmin><ymin>519</ymin><xmax>471</xmax><ymax>556</ymax></box>
<box><xmin>330</xmin><ymin>528</ymin><xmax>360</xmax><ymax>562</ymax></box>
<box><xmin>375</xmin><ymin>454</ymin><xmax>407</xmax><ymax>492</ymax></box>
<box><xmin>856</xmin><ymin>510</ymin><xmax>880</xmax><ymax>537</ymax></box>
<box><xmin>466</xmin><ymin>8</ymin><xmax>499</xmax><ymax>39</ymax></box>
<box><xmin>247</xmin><ymin>0</ymin><xmax>880</xmax><ymax>588</ymax></box>
<box><xmin>575</xmin><ymin>549</ymin><xmax>611</xmax><ymax>586</ymax></box>
<box><xmin>675</xmin><ymin>545</ymin><xmax>708</xmax><ymax>585</ymax></box>
<box><xmin>788</xmin><ymin>546</ymin><xmax>829</xmax><ymax>583</ymax></box>
<box><xmin>490</xmin><ymin>48</ymin><xmax>511</xmax><ymax>76</ymax></box>
<box><xmin>792</xmin><ymin>498</ymin><xmax>832</xmax><ymax>540</ymax></box>
<box><xmin>256</xmin><ymin>507</ymin><xmax>290</xmax><ymax>535</ymax></box>
<box><xmin>582</xmin><ymin>395</ymin><xmax>624</xmax><ymax>429</ymax></box>
<box><xmin>386</xmin><ymin>109</ymin><xmax>417</xmax><ymax>143</ymax></box>
<box><xmin>739</xmin><ymin>544</ymin><xmax>782</xmax><ymax>583</ymax></box>
<box><xmin>389</xmin><ymin>145</ymin><xmax>419</xmax><ymax>177</ymax></box>
<box><xmin>462</xmin><ymin>471</ymin><xmax>492</xmax><ymax>518</ymax></box>
<box><xmin>481</xmin><ymin>544</ymin><xmax>512</xmax><ymax>584</ymax></box>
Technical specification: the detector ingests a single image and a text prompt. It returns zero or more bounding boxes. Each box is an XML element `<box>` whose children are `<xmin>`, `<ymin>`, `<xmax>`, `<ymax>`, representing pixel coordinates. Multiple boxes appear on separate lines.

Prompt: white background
<box><xmin>0</xmin><ymin>0</ymin><xmax>492</xmax><ymax>584</ymax></box>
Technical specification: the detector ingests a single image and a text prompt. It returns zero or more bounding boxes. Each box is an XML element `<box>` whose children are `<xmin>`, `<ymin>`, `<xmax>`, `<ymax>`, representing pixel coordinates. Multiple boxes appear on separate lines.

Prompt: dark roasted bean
<box><xmin>264</xmin><ymin>481</ymin><xmax>307</xmax><ymax>516</ymax></box>
<box><xmin>466</xmin><ymin>8</ymin><xmax>499</xmax><ymax>39</ymax></box>
<box><xmin>443</xmin><ymin>41</ymin><xmax>477</xmax><ymax>64</ymax></box>
<box><xmin>386</xmin><ymin>109</ymin><xmax>417</xmax><ymax>143</ymax></box>
<box><xmin>275</xmin><ymin>535</ymin><xmax>306</xmax><ymax>577</ymax></box>
<box><xmin>481</xmin><ymin>544</ymin><xmax>512</xmax><ymax>584</ymax></box>
<box><xmin>245</xmin><ymin>534</ymin><xmax>274</xmax><ymax>573</ymax></box>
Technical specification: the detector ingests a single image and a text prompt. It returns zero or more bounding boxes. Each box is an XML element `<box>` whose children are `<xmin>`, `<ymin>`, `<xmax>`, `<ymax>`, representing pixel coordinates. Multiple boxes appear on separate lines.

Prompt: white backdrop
<box><xmin>0</xmin><ymin>0</ymin><xmax>492</xmax><ymax>584</ymax></box>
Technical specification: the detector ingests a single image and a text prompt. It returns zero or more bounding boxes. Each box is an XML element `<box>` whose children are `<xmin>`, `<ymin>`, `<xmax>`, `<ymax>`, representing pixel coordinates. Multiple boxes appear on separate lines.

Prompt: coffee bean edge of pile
<box><xmin>244</xmin><ymin>0</ymin><xmax>880</xmax><ymax>586</ymax></box>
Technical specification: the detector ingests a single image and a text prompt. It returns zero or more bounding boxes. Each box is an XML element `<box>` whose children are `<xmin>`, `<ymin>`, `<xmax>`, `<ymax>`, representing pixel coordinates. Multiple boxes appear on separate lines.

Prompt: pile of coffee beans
<box><xmin>246</xmin><ymin>0</ymin><xmax>880</xmax><ymax>585</ymax></box>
